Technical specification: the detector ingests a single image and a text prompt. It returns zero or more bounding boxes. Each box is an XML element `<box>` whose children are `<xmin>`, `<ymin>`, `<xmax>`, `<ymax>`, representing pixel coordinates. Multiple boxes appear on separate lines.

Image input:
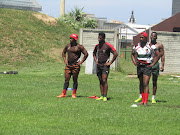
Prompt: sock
<box><xmin>140</xmin><ymin>94</ymin><xmax>142</xmax><ymax>98</ymax></box>
<box><xmin>104</xmin><ymin>94</ymin><xmax>107</xmax><ymax>97</ymax></box>
<box><xmin>73</xmin><ymin>83</ymin><xmax>78</xmax><ymax>90</ymax></box>
<box><xmin>144</xmin><ymin>93</ymin><xmax>149</xmax><ymax>103</ymax></box>
<box><xmin>73</xmin><ymin>89</ymin><xmax>77</xmax><ymax>94</ymax></box>
<box><xmin>152</xmin><ymin>95</ymin><xmax>155</xmax><ymax>99</ymax></box>
<box><xmin>63</xmin><ymin>89</ymin><xmax>67</xmax><ymax>94</ymax></box>
<box><xmin>142</xmin><ymin>92</ymin><xmax>144</xmax><ymax>103</ymax></box>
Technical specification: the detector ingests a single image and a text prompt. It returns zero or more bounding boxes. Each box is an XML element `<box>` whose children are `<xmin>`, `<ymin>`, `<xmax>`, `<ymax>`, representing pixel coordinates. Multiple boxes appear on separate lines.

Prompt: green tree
<box><xmin>61</xmin><ymin>7</ymin><xmax>97</xmax><ymax>30</ymax></box>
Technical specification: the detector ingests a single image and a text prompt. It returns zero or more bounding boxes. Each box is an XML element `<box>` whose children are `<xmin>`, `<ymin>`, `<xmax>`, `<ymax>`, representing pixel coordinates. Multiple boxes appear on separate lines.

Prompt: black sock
<box><xmin>63</xmin><ymin>82</ymin><xmax>69</xmax><ymax>89</ymax></box>
<box><xmin>73</xmin><ymin>82</ymin><xmax>78</xmax><ymax>89</ymax></box>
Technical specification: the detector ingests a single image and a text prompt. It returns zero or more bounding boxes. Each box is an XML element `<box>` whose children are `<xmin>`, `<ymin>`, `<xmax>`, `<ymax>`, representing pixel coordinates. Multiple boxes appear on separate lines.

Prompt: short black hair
<box><xmin>151</xmin><ymin>32</ymin><xmax>157</xmax><ymax>35</ymax></box>
<box><xmin>99</xmin><ymin>32</ymin><xmax>106</xmax><ymax>39</ymax></box>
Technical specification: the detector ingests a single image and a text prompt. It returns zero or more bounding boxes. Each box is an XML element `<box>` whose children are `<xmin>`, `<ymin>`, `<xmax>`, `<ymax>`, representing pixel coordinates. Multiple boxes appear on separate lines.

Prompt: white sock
<box><xmin>140</xmin><ymin>94</ymin><xmax>142</xmax><ymax>98</ymax></box>
<box><xmin>152</xmin><ymin>95</ymin><xmax>155</xmax><ymax>99</ymax></box>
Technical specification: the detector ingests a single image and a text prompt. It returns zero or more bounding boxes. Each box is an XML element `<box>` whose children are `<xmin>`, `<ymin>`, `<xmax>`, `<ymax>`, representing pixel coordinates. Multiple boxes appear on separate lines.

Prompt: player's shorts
<box><xmin>65</xmin><ymin>65</ymin><xmax>80</xmax><ymax>75</ymax></box>
<box><xmin>97</xmin><ymin>65</ymin><xmax>110</xmax><ymax>76</ymax></box>
<box><xmin>152</xmin><ymin>62</ymin><xmax>159</xmax><ymax>76</ymax></box>
<box><xmin>137</xmin><ymin>65</ymin><xmax>152</xmax><ymax>78</ymax></box>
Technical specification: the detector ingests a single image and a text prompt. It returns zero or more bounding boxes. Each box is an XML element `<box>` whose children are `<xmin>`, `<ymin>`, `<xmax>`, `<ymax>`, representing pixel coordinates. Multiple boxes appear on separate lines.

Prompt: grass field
<box><xmin>1</xmin><ymin>63</ymin><xmax>180</xmax><ymax>135</ymax></box>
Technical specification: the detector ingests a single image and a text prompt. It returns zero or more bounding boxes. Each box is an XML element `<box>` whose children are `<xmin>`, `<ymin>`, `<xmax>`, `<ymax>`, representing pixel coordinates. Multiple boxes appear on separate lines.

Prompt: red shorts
<box><xmin>65</xmin><ymin>65</ymin><xmax>80</xmax><ymax>75</ymax></box>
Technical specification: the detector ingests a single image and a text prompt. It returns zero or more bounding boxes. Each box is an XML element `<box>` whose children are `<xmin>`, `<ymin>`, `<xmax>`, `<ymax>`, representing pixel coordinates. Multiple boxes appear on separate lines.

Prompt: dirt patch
<box><xmin>127</xmin><ymin>74</ymin><xmax>137</xmax><ymax>79</ymax></box>
<box><xmin>32</xmin><ymin>13</ymin><xmax>58</xmax><ymax>26</ymax></box>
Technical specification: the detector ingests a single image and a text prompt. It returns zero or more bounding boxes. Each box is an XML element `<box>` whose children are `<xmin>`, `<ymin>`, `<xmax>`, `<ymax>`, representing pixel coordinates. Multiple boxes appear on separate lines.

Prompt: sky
<box><xmin>37</xmin><ymin>0</ymin><xmax>172</xmax><ymax>25</ymax></box>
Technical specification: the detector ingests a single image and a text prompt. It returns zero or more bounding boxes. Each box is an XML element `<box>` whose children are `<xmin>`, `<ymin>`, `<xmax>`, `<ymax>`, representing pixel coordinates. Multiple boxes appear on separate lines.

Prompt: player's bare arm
<box><xmin>157</xmin><ymin>43</ymin><xmax>165</xmax><ymax>72</ymax></box>
<box><xmin>148</xmin><ymin>49</ymin><xmax>160</xmax><ymax>67</ymax></box>
<box><xmin>131</xmin><ymin>46</ymin><xmax>137</xmax><ymax>66</ymax></box>
<box><xmin>77</xmin><ymin>45</ymin><xmax>88</xmax><ymax>65</ymax></box>
<box><xmin>93</xmin><ymin>48</ymin><xmax>98</xmax><ymax>65</ymax></box>
<box><xmin>62</xmin><ymin>45</ymin><xmax>68</xmax><ymax>65</ymax></box>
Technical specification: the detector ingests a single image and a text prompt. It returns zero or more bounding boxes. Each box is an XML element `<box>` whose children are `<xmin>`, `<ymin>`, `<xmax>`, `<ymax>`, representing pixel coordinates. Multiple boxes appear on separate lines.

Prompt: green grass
<box><xmin>0</xmin><ymin>8</ymin><xmax>77</xmax><ymax>67</ymax></box>
<box><xmin>118</xmin><ymin>48</ymin><xmax>136</xmax><ymax>74</ymax></box>
<box><xmin>0</xmin><ymin>63</ymin><xmax>180</xmax><ymax>135</ymax></box>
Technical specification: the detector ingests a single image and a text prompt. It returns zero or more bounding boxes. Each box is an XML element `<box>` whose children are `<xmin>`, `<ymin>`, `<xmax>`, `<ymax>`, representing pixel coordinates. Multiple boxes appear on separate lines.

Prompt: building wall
<box><xmin>0</xmin><ymin>0</ymin><xmax>42</xmax><ymax>11</ymax></box>
<box><xmin>79</xmin><ymin>28</ymin><xmax>119</xmax><ymax>71</ymax></box>
<box><xmin>172</xmin><ymin>0</ymin><xmax>180</xmax><ymax>16</ymax></box>
<box><xmin>155</xmin><ymin>31</ymin><xmax>180</xmax><ymax>74</ymax></box>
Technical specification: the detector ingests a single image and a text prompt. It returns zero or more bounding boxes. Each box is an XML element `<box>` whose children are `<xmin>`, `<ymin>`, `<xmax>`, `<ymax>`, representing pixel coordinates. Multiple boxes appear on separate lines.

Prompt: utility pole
<box><xmin>60</xmin><ymin>0</ymin><xmax>65</xmax><ymax>17</ymax></box>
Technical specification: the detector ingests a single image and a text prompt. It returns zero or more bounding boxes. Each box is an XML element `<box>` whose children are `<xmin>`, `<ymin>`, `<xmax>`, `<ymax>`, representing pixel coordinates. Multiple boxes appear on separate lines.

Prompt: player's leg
<box><xmin>102</xmin><ymin>73</ymin><xmax>108</xmax><ymax>101</ymax></box>
<box><xmin>152</xmin><ymin>74</ymin><xmax>158</xmax><ymax>103</ymax></box>
<box><xmin>96</xmin><ymin>74</ymin><xmax>104</xmax><ymax>100</ymax></box>
<box><xmin>134</xmin><ymin>73</ymin><xmax>143</xmax><ymax>102</ymax></box>
<box><xmin>143</xmin><ymin>74</ymin><xmax>151</xmax><ymax>105</ymax></box>
<box><xmin>57</xmin><ymin>72</ymin><xmax>71</xmax><ymax>98</ymax></box>
<box><xmin>72</xmin><ymin>72</ymin><xmax>79</xmax><ymax>98</ymax></box>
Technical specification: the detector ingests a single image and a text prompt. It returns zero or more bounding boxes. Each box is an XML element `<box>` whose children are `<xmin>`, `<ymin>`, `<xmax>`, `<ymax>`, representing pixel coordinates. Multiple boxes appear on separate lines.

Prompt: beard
<box><xmin>151</xmin><ymin>39</ymin><xmax>157</xmax><ymax>45</ymax></box>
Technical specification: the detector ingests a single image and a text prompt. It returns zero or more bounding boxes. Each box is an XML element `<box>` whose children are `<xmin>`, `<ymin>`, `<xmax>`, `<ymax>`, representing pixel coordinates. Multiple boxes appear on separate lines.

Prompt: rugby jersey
<box><xmin>133</xmin><ymin>42</ymin><xmax>157</xmax><ymax>64</ymax></box>
<box><xmin>93</xmin><ymin>42</ymin><xmax>116</xmax><ymax>65</ymax></box>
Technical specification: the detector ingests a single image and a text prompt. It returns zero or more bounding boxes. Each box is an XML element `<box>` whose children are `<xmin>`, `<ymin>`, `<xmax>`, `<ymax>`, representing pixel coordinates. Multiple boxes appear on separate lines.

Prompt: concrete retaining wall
<box><xmin>155</xmin><ymin>31</ymin><xmax>180</xmax><ymax>74</ymax></box>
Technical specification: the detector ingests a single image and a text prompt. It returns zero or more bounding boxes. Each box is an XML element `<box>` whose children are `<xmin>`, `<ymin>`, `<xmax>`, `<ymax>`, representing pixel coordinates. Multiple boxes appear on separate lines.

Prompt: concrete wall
<box><xmin>0</xmin><ymin>0</ymin><xmax>42</xmax><ymax>12</ymax></box>
<box><xmin>155</xmin><ymin>31</ymin><xmax>180</xmax><ymax>74</ymax></box>
<box><xmin>172</xmin><ymin>0</ymin><xmax>180</xmax><ymax>16</ymax></box>
<box><xmin>79</xmin><ymin>28</ymin><xmax>119</xmax><ymax>73</ymax></box>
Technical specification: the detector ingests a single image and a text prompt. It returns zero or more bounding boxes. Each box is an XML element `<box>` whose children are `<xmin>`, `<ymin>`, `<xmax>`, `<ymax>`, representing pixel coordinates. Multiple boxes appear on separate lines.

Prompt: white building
<box><xmin>115</xmin><ymin>11</ymin><xmax>152</xmax><ymax>47</ymax></box>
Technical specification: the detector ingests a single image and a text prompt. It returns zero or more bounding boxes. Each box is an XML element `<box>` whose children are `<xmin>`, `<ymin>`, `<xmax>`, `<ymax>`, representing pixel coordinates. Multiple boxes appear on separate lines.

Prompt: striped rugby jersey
<box><xmin>133</xmin><ymin>42</ymin><xmax>157</xmax><ymax>64</ymax></box>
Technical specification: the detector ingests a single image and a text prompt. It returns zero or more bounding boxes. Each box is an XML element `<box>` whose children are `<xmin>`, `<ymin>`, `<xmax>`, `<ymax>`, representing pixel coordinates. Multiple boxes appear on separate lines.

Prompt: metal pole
<box><xmin>60</xmin><ymin>0</ymin><xmax>65</xmax><ymax>18</ymax></box>
<box><xmin>125</xmin><ymin>26</ymin><xmax>127</xmax><ymax>60</ymax></box>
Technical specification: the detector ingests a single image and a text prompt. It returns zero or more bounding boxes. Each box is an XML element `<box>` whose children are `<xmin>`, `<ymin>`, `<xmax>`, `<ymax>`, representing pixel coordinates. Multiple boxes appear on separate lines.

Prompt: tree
<box><xmin>60</xmin><ymin>7</ymin><xmax>97</xmax><ymax>30</ymax></box>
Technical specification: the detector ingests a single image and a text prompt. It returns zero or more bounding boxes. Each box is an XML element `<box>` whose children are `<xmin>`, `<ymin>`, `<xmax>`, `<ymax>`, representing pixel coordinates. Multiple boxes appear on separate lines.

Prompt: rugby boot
<box><xmin>72</xmin><ymin>94</ymin><xmax>76</xmax><ymax>98</ymax></box>
<box><xmin>103</xmin><ymin>97</ymin><xmax>108</xmax><ymax>102</ymax></box>
<box><xmin>96</xmin><ymin>96</ymin><xmax>104</xmax><ymax>101</ymax></box>
<box><xmin>152</xmin><ymin>99</ymin><xmax>156</xmax><ymax>104</ymax></box>
<box><xmin>134</xmin><ymin>97</ymin><xmax>142</xmax><ymax>103</ymax></box>
<box><xmin>57</xmin><ymin>93</ymin><xmax>66</xmax><ymax>98</ymax></box>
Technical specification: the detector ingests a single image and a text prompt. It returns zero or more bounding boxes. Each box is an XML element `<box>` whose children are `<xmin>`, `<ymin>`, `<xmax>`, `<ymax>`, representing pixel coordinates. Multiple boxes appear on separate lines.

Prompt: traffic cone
<box><xmin>121</xmin><ymin>53</ymin><xmax>123</xmax><ymax>58</ymax></box>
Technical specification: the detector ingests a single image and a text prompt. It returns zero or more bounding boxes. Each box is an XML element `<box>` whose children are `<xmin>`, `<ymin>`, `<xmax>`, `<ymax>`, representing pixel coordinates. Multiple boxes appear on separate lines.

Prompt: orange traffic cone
<box><xmin>121</xmin><ymin>53</ymin><xmax>123</xmax><ymax>58</ymax></box>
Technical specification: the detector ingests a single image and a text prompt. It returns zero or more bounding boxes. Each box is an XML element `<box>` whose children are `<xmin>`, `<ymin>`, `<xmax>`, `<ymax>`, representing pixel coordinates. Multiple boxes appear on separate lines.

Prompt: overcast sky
<box><xmin>37</xmin><ymin>0</ymin><xmax>172</xmax><ymax>25</ymax></box>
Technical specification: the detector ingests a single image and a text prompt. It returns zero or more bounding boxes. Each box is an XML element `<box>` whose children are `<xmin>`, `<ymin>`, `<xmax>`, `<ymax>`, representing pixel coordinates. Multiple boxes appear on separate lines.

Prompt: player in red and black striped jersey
<box><xmin>93</xmin><ymin>32</ymin><xmax>118</xmax><ymax>101</ymax></box>
<box><xmin>57</xmin><ymin>34</ymin><xmax>88</xmax><ymax>98</ymax></box>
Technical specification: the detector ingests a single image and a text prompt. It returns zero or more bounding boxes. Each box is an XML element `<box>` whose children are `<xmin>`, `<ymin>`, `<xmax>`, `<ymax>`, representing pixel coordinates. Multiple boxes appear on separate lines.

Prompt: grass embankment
<box><xmin>0</xmin><ymin>8</ymin><xmax>77</xmax><ymax>70</ymax></box>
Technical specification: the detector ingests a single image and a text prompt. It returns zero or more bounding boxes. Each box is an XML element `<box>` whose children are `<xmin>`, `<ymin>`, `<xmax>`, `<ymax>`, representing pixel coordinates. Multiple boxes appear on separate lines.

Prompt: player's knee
<box><xmin>143</xmin><ymin>82</ymin><xmax>149</xmax><ymax>87</ymax></box>
<box><xmin>102</xmin><ymin>79</ymin><xmax>107</xmax><ymax>84</ymax></box>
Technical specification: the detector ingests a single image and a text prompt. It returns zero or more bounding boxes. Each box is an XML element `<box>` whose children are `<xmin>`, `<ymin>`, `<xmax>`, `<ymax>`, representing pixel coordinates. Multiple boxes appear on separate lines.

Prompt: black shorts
<box><xmin>152</xmin><ymin>62</ymin><xmax>159</xmax><ymax>76</ymax></box>
<box><xmin>137</xmin><ymin>65</ymin><xmax>152</xmax><ymax>78</ymax></box>
<box><xmin>97</xmin><ymin>65</ymin><xmax>110</xmax><ymax>76</ymax></box>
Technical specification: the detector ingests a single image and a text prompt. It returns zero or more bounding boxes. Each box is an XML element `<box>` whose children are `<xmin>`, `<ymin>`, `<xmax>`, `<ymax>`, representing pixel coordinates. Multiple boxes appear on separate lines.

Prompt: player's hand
<box><xmin>77</xmin><ymin>62</ymin><xmax>82</xmax><ymax>65</ymax></box>
<box><xmin>160</xmin><ymin>66</ymin><xmax>164</xmax><ymax>72</ymax></box>
<box><xmin>104</xmin><ymin>62</ymin><xmax>111</xmax><ymax>66</ymax></box>
<box><xmin>135</xmin><ymin>61</ymin><xmax>140</xmax><ymax>67</ymax></box>
<box><xmin>65</xmin><ymin>61</ymin><xmax>68</xmax><ymax>66</ymax></box>
<box><xmin>147</xmin><ymin>64</ymin><xmax>153</xmax><ymax>67</ymax></box>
